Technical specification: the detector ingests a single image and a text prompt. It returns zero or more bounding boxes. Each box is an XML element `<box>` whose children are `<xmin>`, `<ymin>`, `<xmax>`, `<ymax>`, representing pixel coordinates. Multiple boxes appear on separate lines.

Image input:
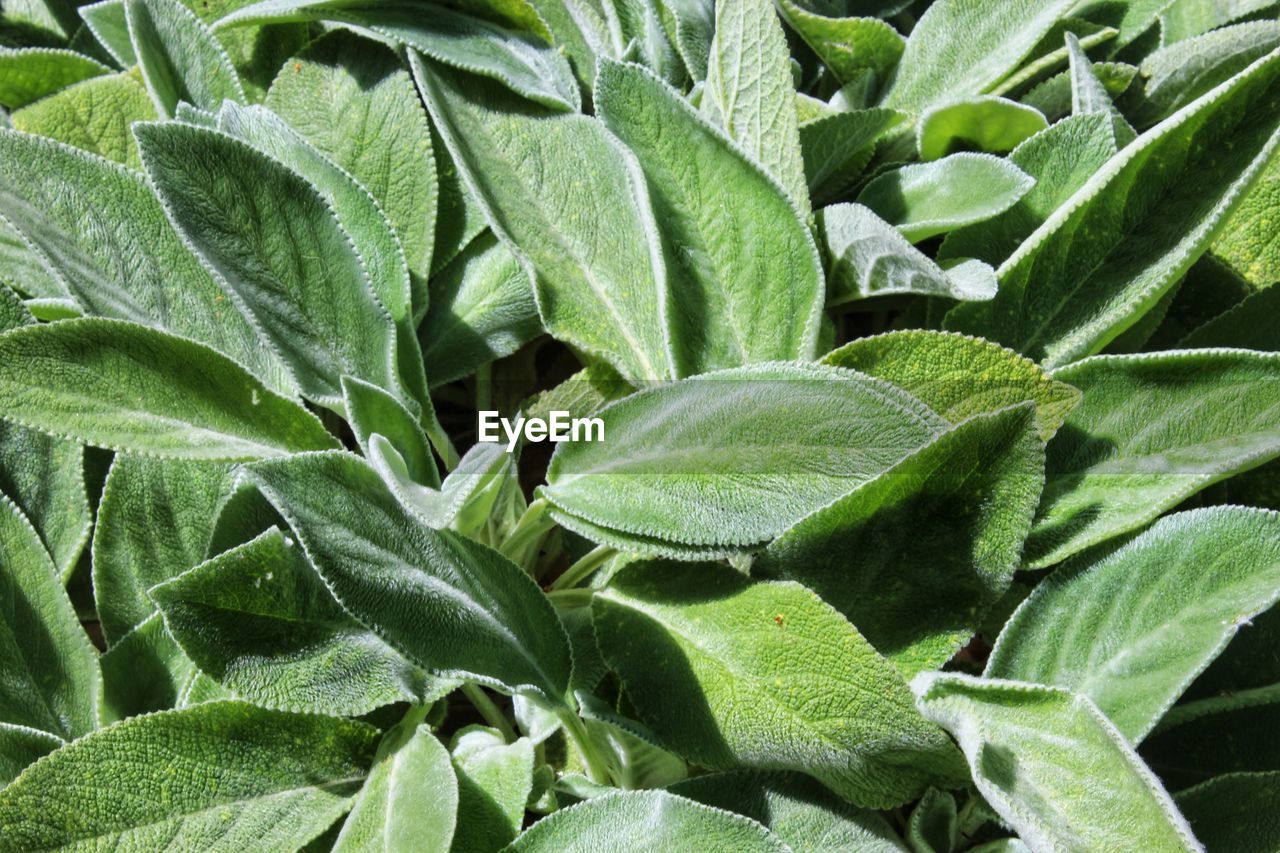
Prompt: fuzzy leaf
<box><xmin>917</xmin><ymin>96</ymin><xmax>1048</xmax><ymax>161</ymax></box>
<box><xmin>0</xmin><ymin>47</ymin><xmax>108</xmax><ymax>108</ymax></box>
<box><xmin>800</xmin><ymin>108</ymin><xmax>906</xmax><ymax>206</ymax></box>
<box><xmin>1141</xmin><ymin>686</ymin><xmax>1280</xmax><ymax>789</ymax></box>
<box><xmin>10</xmin><ymin>70</ymin><xmax>155</xmax><ymax>168</ymax></box>
<box><xmin>341</xmin><ymin>375</ymin><xmax>438</xmax><ymax>488</ymax></box>
<box><xmin>79</xmin><ymin>0</ymin><xmax>136</xmax><ymax>65</ymax></box>
<box><xmin>98</xmin><ymin>613</ymin><xmax>228</xmax><ymax>723</ymax></box>
<box><xmin>774</xmin><ymin>1</ymin><xmax>903</xmax><ymax>86</ymax></box>
<box><xmin>125</xmin><ymin>0</ymin><xmax>244</xmax><ymax>117</ymax></box>
<box><xmin>450</xmin><ymin>725</ymin><xmax>535</xmax><ymax>851</ymax></box>
<box><xmin>1175</xmin><ymin>771</ymin><xmax>1280</xmax><ymax>851</ymax></box>
<box><xmin>1215</xmin><ymin>148</ymin><xmax>1280</xmax><ymax>289</ymax></box>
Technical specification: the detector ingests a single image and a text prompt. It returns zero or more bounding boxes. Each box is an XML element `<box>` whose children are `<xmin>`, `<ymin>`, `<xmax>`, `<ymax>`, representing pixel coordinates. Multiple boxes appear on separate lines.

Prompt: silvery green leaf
<box><xmin>1178</xmin><ymin>283</ymin><xmax>1280</xmax><ymax>350</ymax></box>
<box><xmin>1065</xmin><ymin>32</ymin><xmax>1135</xmax><ymax>147</ymax></box>
<box><xmin>124</xmin><ymin>0</ymin><xmax>244</xmax><ymax>117</ymax></box>
<box><xmin>757</xmin><ymin>405</ymin><xmax>1045</xmax><ymax>678</ymax></box>
<box><xmin>989</xmin><ymin>506</ymin><xmax>1280</xmax><ymax>742</ymax></box>
<box><xmin>0</xmin><ymin>221</ymin><xmax>64</xmax><ymax>301</ymax></box>
<box><xmin>99</xmin><ymin>613</ymin><xmax>228</xmax><ymax>723</ymax></box>
<box><xmin>1160</xmin><ymin>0</ymin><xmax>1277</xmax><ymax>43</ymax></box>
<box><xmin>594</xmin><ymin>560</ymin><xmax>967</xmax><ymax>808</ymax></box>
<box><xmin>1174</xmin><ymin>772</ymin><xmax>1280</xmax><ymax>851</ymax></box>
<box><xmin>10</xmin><ymin>69</ymin><xmax>155</xmax><ymax>168</ymax></box>
<box><xmin>906</xmin><ymin>788</ymin><xmax>957</xmax><ymax>853</ymax></box>
<box><xmin>946</xmin><ymin>51</ymin><xmax>1280</xmax><ymax>367</ymax></box>
<box><xmin>656</xmin><ymin>0</ymin><xmax>713</xmax><ymax>81</ymax></box>
<box><xmin>0</xmin><ymin>47</ymin><xmax>109</xmax><ymax>108</ymax></box>
<box><xmin>79</xmin><ymin>0</ymin><xmax>137</xmax><ymax>66</ymax></box>
<box><xmin>857</xmin><ymin>153</ymin><xmax>1035</xmax><ymax>244</ymax></box>
<box><xmin>0</xmin><ymin>319</ymin><xmax>337</xmax><ymax>461</ymax></box>
<box><xmin>913</xmin><ymin>673</ymin><xmax>1200</xmax><ymax>852</ymax></box>
<box><xmin>821</xmin><ymin>204</ymin><xmax>998</xmax><ymax>304</ymax></box>
<box><xmin>542</xmin><ymin>362</ymin><xmax>946</xmax><ymax>556</ymax></box>
<box><xmin>774</xmin><ymin>0</ymin><xmax>904</xmax><ymax>87</ymax></box>
<box><xmin>0</xmin><ymin>724</ymin><xmax>60</xmax><ymax>788</ymax></box>
<box><xmin>917</xmin><ymin>96</ymin><xmax>1048</xmax><ymax>161</ymax></box>
<box><xmin>1213</xmin><ymin>149</ymin><xmax>1280</xmax><ymax>291</ymax></box>
<box><xmin>341</xmin><ymin>375</ymin><xmax>438</xmax><ymax>489</ymax></box>
<box><xmin>450</xmin><ymin>725</ymin><xmax>535</xmax><ymax>851</ymax></box>
<box><xmin>1026</xmin><ymin>350</ymin><xmax>1280</xmax><ymax>567</ymax></box>
<box><xmin>0</xmin><ymin>702</ymin><xmax>379</xmax><ymax>849</ymax></box>
<box><xmin>369</xmin><ymin>436</ymin><xmax>510</xmax><ymax>534</ymax></box>
<box><xmin>595</xmin><ymin>60</ymin><xmax>824</xmax><ymax>373</ymax></box>
<box><xmin>414</xmin><ymin>55</ymin><xmax>673</xmax><ymax>381</ymax></box>
<box><xmin>800</xmin><ymin>108</ymin><xmax>906</xmax><ymax>206</ymax></box>
<box><xmin>1141</xmin><ymin>686</ymin><xmax>1280</xmax><ymax>789</ymax></box>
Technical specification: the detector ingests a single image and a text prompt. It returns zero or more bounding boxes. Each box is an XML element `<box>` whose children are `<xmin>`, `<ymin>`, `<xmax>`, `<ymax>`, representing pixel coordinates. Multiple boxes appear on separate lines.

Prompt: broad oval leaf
<box><xmin>0</xmin><ymin>702</ymin><xmax>378</xmax><ymax>849</ymax></box>
<box><xmin>0</xmin><ymin>319</ymin><xmax>337</xmax><ymax>460</ymax></box>
<box><xmin>1214</xmin><ymin>145</ymin><xmax>1280</xmax><ymax>290</ymax></box>
<box><xmin>800</xmin><ymin>108</ymin><xmax>906</xmax><ymax>206</ymax></box>
<box><xmin>1026</xmin><ymin>349</ymin><xmax>1280</xmax><ymax>567</ymax></box>
<box><xmin>988</xmin><ymin>506</ymin><xmax>1280</xmax><ymax>742</ymax></box>
<box><xmin>542</xmin><ymin>362</ymin><xmax>946</xmax><ymax>555</ymax></box>
<box><xmin>917</xmin><ymin>96</ymin><xmax>1048</xmax><ymax>161</ymax></box>
<box><xmin>0</xmin><ymin>47</ymin><xmax>108</xmax><ymax>108</ymax></box>
<box><xmin>450</xmin><ymin>724</ymin><xmax>535</xmax><ymax>851</ymax></box>
<box><xmin>11</xmin><ymin>70</ymin><xmax>156</xmax><ymax>169</ymax></box>
<box><xmin>595</xmin><ymin>560</ymin><xmax>967</xmax><ymax>809</ymax></box>
<box><xmin>247</xmin><ymin>451</ymin><xmax>573</xmax><ymax>704</ymax></box>
<box><xmin>595</xmin><ymin>60</ymin><xmax>824</xmax><ymax>374</ymax></box>
<box><xmin>341</xmin><ymin>375</ymin><xmax>438</xmax><ymax>488</ymax></box>
<box><xmin>774</xmin><ymin>0</ymin><xmax>903</xmax><ymax>87</ymax></box>
<box><xmin>125</xmin><ymin>0</ymin><xmax>245</xmax><ymax>117</ymax></box>
<box><xmin>508</xmin><ymin>790</ymin><xmax>790</xmax><ymax>851</ymax></box>
<box><xmin>98</xmin><ymin>613</ymin><xmax>229</xmax><ymax>723</ymax></box>
<box><xmin>913</xmin><ymin>673</ymin><xmax>1200</xmax><ymax>853</ymax></box>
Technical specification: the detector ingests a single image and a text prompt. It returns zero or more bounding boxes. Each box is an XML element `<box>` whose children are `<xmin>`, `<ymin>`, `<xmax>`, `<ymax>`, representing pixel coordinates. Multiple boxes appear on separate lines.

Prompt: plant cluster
<box><xmin>0</xmin><ymin>0</ymin><xmax>1278</xmax><ymax>849</ymax></box>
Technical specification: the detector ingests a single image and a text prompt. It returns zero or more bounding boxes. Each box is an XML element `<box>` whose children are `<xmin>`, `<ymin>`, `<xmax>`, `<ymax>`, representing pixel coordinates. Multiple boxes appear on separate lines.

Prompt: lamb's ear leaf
<box><xmin>946</xmin><ymin>50</ymin><xmax>1280</xmax><ymax>368</ymax></box>
<box><xmin>418</xmin><ymin>232</ymin><xmax>541</xmax><ymax>388</ymax></box>
<box><xmin>98</xmin><ymin>613</ymin><xmax>229</xmax><ymax>723</ymax></box>
<box><xmin>757</xmin><ymin>405</ymin><xmax>1044</xmax><ymax>678</ymax></box>
<box><xmin>0</xmin><ymin>47</ymin><xmax>109</xmax><ymax>108</ymax></box>
<box><xmin>1177</xmin><ymin>278</ymin><xmax>1280</xmax><ymax>350</ymax></box>
<box><xmin>820</xmin><ymin>204</ymin><xmax>997</xmax><ymax>304</ymax></box>
<box><xmin>266</xmin><ymin>32</ymin><xmax>438</xmax><ymax>316</ymax></box>
<box><xmin>1184</xmin><ymin>604</ymin><xmax>1280</xmax><ymax>702</ymax></box>
<box><xmin>912</xmin><ymin>673</ymin><xmax>1200</xmax><ymax>853</ymax></box>
<box><xmin>10</xmin><ymin>69</ymin><xmax>155</xmax><ymax>168</ymax></box>
<box><xmin>824</xmin><ymin>330</ymin><xmax>1080</xmax><ymax>441</ymax></box>
<box><xmin>1140</xmin><ymin>686</ymin><xmax>1280</xmax><ymax>790</ymax></box>
<box><xmin>0</xmin><ymin>702</ymin><xmax>379</xmax><ymax>849</ymax></box>
<box><xmin>341</xmin><ymin>376</ymin><xmax>438</xmax><ymax>489</ymax></box>
<box><xmin>79</xmin><ymin>0</ymin><xmax>137</xmax><ymax>66</ymax></box>
<box><xmin>135</xmin><ymin>120</ymin><xmax>401</xmax><ymax>410</ymax></box>
<box><xmin>217</xmin><ymin>0</ymin><xmax>579</xmax><ymax>112</ymax></box>
<box><xmin>1161</xmin><ymin>0</ymin><xmax>1276</xmax><ymax>43</ymax></box>
<box><xmin>1065</xmin><ymin>33</ymin><xmax>1135</xmax><ymax>146</ymax></box>
<box><xmin>151</xmin><ymin>527</ymin><xmax>446</xmax><ymax>717</ymax></box>
<box><xmin>92</xmin><ymin>455</ymin><xmax>233</xmax><ymax>644</ymax></box>
<box><xmin>670</xmin><ymin>770</ymin><xmax>906</xmax><ymax>852</ymax></box>
<box><xmin>246</xmin><ymin>451</ymin><xmax>574</xmax><ymax>705</ymax></box>
<box><xmin>0</xmin><ymin>724</ymin><xmax>61</xmax><ymax>789</ymax></box>
<box><xmin>412</xmin><ymin>53</ymin><xmax>672</xmax><ymax>381</ymax></box>
<box><xmin>508</xmin><ymin>790</ymin><xmax>791</xmax><ymax>851</ymax></box>
<box><xmin>800</xmin><ymin>108</ymin><xmax>907</xmax><ymax>206</ymax></box>
<box><xmin>449</xmin><ymin>725</ymin><xmax>535</xmax><ymax>851</ymax></box>
<box><xmin>542</xmin><ymin>363</ymin><xmax>946</xmax><ymax>555</ymax></box>
<box><xmin>333</xmin><ymin>725</ymin><xmax>458</xmax><ymax>853</ymax></box>
<box><xmin>0</xmin><ymin>129</ymin><xmax>293</xmax><ymax>394</ymax></box>
<box><xmin>938</xmin><ymin>113</ymin><xmax>1117</xmax><ymax>268</ymax></box>
<box><xmin>124</xmin><ymin>0</ymin><xmax>244</xmax><ymax>117</ymax></box>
<box><xmin>906</xmin><ymin>788</ymin><xmax>957</xmax><ymax>853</ymax></box>
<box><xmin>594</xmin><ymin>561</ymin><xmax>966</xmax><ymax>808</ymax></box>
<box><xmin>0</xmin><ymin>319</ymin><xmax>337</xmax><ymax>460</ymax></box>
<box><xmin>857</xmin><ymin>153</ymin><xmax>1034</xmax><ymax>244</ymax></box>
<box><xmin>1213</xmin><ymin>148</ymin><xmax>1280</xmax><ymax>292</ymax></box>
<box><xmin>1174</xmin><ymin>771</ymin><xmax>1280</xmax><ymax>850</ymax></box>
<box><xmin>368</xmin><ymin>436</ymin><xmax>510</xmax><ymax>535</ymax></box>
<box><xmin>1026</xmin><ymin>349</ymin><xmax>1280</xmax><ymax>567</ymax></box>
<box><xmin>656</xmin><ymin>0</ymin><xmax>714</xmax><ymax>83</ymax></box>
<box><xmin>595</xmin><ymin>60</ymin><xmax>824</xmax><ymax>374</ymax></box>
<box><xmin>701</xmin><ymin>0</ymin><xmax>808</xmax><ymax>213</ymax></box>
<box><xmin>882</xmin><ymin>0</ymin><xmax>1079</xmax><ymax>114</ymax></box>
<box><xmin>774</xmin><ymin>0</ymin><xmax>903</xmax><ymax>87</ymax></box>
<box><xmin>917</xmin><ymin>96</ymin><xmax>1048</xmax><ymax>161</ymax></box>
<box><xmin>989</xmin><ymin>507</ymin><xmax>1280</xmax><ymax>742</ymax></box>
<box><xmin>0</xmin><ymin>495</ymin><xmax>100</xmax><ymax>742</ymax></box>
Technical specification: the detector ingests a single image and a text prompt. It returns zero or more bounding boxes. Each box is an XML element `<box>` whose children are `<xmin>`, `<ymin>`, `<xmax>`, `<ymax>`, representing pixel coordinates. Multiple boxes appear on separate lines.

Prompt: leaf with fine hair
<box><xmin>124</xmin><ymin>0</ymin><xmax>244</xmax><ymax>117</ymax></box>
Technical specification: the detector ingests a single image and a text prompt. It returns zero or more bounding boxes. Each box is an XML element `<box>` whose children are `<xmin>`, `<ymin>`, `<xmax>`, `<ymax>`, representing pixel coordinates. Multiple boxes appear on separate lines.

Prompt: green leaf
<box><xmin>1215</xmin><ymin>148</ymin><xmax>1280</xmax><ymax>290</ymax></box>
<box><xmin>418</xmin><ymin>232</ymin><xmax>541</xmax><ymax>387</ymax></box>
<box><xmin>757</xmin><ymin>405</ymin><xmax>1045</xmax><ymax>677</ymax></box>
<box><xmin>450</xmin><ymin>725</ymin><xmax>535</xmax><ymax>852</ymax></box>
<box><xmin>1026</xmin><ymin>349</ymin><xmax>1280</xmax><ymax>567</ymax></box>
<box><xmin>152</xmin><ymin>527</ymin><xmax>439</xmax><ymax>716</ymax></box>
<box><xmin>800</xmin><ymin>108</ymin><xmax>906</xmax><ymax>206</ymax></box>
<box><xmin>913</xmin><ymin>673</ymin><xmax>1199</xmax><ymax>852</ymax></box>
<box><xmin>368</xmin><ymin>437</ymin><xmax>511</xmax><ymax>535</ymax></box>
<box><xmin>917</xmin><ymin>96</ymin><xmax>1048</xmax><ymax>161</ymax></box>
<box><xmin>595</xmin><ymin>560</ymin><xmax>966</xmax><ymax>809</ymax></box>
<box><xmin>1178</xmin><ymin>280</ymin><xmax>1280</xmax><ymax>350</ymax></box>
<box><xmin>1112</xmin><ymin>0</ymin><xmax>1185</xmax><ymax>47</ymax></box>
<box><xmin>0</xmin><ymin>495</ymin><xmax>100</xmax><ymax>741</ymax></box>
<box><xmin>776</xmin><ymin>1</ymin><xmax>903</xmax><ymax>87</ymax></box>
<box><xmin>10</xmin><ymin>69</ymin><xmax>156</xmax><ymax>169</ymax></box>
<box><xmin>334</xmin><ymin>724</ymin><xmax>458</xmax><ymax>853</ymax></box>
<box><xmin>823</xmin><ymin>330</ymin><xmax>1081</xmax><ymax>441</ymax></box>
<box><xmin>938</xmin><ymin>113</ymin><xmax>1118</xmax><ymax>268</ymax></box>
<box><xmin>1160</xmin><ymin>0</ymin><xmax>1278</xmax><ymax>43</ymax></box>
<box><xmin>266</xmin><ymin>31</ymin><xmax>438</xmax><ymax>312</ymax></box>
<box><xmin>0</xmin><ymin>702</ymin><xmax>378</xmax><ymax>849</ymax></box>
<box><xmin>125</xmin><ymin>0</ymin><xmax>244</xmax><ymax>117</ymax></box>
<box><xmin>78</xmin><ymin>0</ymin><xmax>137</xmax><ymax>66</ymax></box>
<box><xmin>509</xmin><ymin>790</ymin><xmax>791</xmax><ymax>851</ymax></box>
<box><xmin>92</xmin><ymin>455</ymin><xmax>231</xmax><ymax>643</ymax></box>
<box><xmin>820</xmin><ymin>204</ymin><xmax>998</xmax><ymax>304</ymax></box>
<box><xmin>0</xmin><ymin>47</ymin><xmax>109</xmax><ymax>108</ymax></box>
<box><xmin>857</xmin><ymin>154</ymin><xmax>1034</xmax><ymax>244</ymax></box>
<box><xmin>946</xmin><ymin>50</ymin><xmax>1280</xmax><ymax>367</ymax></box>
<box><xmin>0</xmin><ymin>319</ymin><xmax>337</xmax><ymax>460</ymax></box>
<box><xmin>341</xmin><ymin>375</ymin><xmax>438</xmax><ymax>488</ymax></box>
<box><xmin>989</xmin><ymin>506</ymin><xmax>1280</xmax><ymax>742</ymax></box>
<box><xmin>0</xmin><ymin>221</ymin><xmax>64</xmax><ymax>300</ymax></box>
<box><xmin>0</xmin><ymin>724</ymin><xmax>60</xmax><ymax>788</ymax></box>
<box><xmin>1141</xmin><ymin>686</ymin><xmax>1280</xmax><ymax>789</ymax></box>
<box><xmin>670</xmin><ymin>770</ymin><xmax>906</xmax><ymax>852</ymax></box>
<box><xmin>135</xmin><ymin>120</ymin><xmax>403</xmax><ymax>409</ymax></box>
<box><xmin>0</xmin><ymin>129</ymin><xmax>293</xmax><ymax>395</ymax></box>
<box><xmin>657</xmin><ymin>0</ymin><xmax>714</xmax><ymax>82</ymax></box>
<box><xmin>542</xmin><ymin>362</ymin><xmax>946</xmax><ymax>556</ymax></box>
<box><xmin>99</xmin><ymin>613</ymin><xmax>229</xmax><ymax>723</ymax></box>
<box><xmin>1175</xmin><ymin>772</ymin><xmax>1280</xmax><ymax>851</ymax></box>
<box><xmin>701</xmin><ymin>0</ymin><xmax>808</xmax><ymax>214</ymax></box>
<box><xmin>1185</xmin><ymin>602</ymin><xmax>1280</xmax><ymax>700</ymax></box>
<box><xmin>247</xmin><ymin>451</ymin><xmax>574</xmax><ymax>704</ymax></box>
<box><xmin>595</xmin><ymin>60</ymin><xmax>824</xmax><ymax>373</ymax></box>
<box><xmin>882</xmin><ymin>0</ymin><xmax>1078</xmax><ymax>115</ymax></box>
<box><xmin>1065</xmin><ymin>32</ymin><xmax>1135</xmax><ymax>147</ymax></box>
<box><xmin>414</xmin><ymin>56</ymin><xmax>673</xmax><ymax>381</ymax></box>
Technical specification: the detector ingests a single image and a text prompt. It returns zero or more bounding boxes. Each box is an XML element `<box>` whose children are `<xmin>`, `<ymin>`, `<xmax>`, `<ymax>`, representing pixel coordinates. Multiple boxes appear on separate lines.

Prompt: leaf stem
<box><xmin>550</xmin><ymin>544</ymin><xmax>615</xmax><ymax>591</ymax></box>
<box><xmin>462</xmin><ymin>683</ymin><xmax>516</xmax><ymax>743</ymax></box>
<box><xmin>499</xmin><ymin>498</ymin><xmax>554</xmax><ymax>572</ymax></box>
<box><xmin>556</xmin><ymin>707</ymin><xmax>612</xmax><ymax>785</ymax></box>
<box><xmin>421</xmin><ymin>407</ymin><xmax>460</xmax><ymax>472</ymax></box>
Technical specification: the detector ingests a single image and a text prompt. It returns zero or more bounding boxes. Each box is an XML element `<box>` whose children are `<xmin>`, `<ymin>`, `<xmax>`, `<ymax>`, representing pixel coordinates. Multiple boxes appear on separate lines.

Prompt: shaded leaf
<box><xmin>917</xmin><ymin>96</ymin><xmax>1048</xmax><ymax>161</ymax></box>
<box><xmin>125</xmin><ymin>0</ymin><xmax>244</xmax><ymax>117</ymax></box>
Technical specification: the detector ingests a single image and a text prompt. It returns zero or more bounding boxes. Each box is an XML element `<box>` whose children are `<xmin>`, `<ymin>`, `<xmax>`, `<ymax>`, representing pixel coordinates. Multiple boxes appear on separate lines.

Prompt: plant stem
<box><xmin>475</xmin><ymin>363</ymin><xmax>493</xmax><ymax>414</ymax></box>
<box><xmin>547</xmin><ymin>588</ymin><xmax>595</xmax><ymax>609</ymax></box>
<box><xmin>499</xmin><ymin>498</ymin><xmax>553</xmax><ymax>572</ymax></box>
<box><xmin>550</xmin><ymin>544</ymin><xmax>615</xmax><ymax>591</ymax></box>
<box><xmin>556</xmin><ymin>707</ymin><xmax>612</xmax><ymax>785</ymax></box>
<box><xmin>462</xmin><ymin>683</ymin><xmax>516</xmax><ymax>743</ymax></box>
<box><xmin>421</xmin><ymin>407</ymin><xmax>460</xmax><ymax>472</ymax></box>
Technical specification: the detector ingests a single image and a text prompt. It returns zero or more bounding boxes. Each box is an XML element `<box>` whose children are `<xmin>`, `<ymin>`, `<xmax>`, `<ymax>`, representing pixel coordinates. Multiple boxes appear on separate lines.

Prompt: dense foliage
<box><xmin>0</xmin><ymin>0</ymin><xmax>1278</xmax><ymax>849</ymax></box>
